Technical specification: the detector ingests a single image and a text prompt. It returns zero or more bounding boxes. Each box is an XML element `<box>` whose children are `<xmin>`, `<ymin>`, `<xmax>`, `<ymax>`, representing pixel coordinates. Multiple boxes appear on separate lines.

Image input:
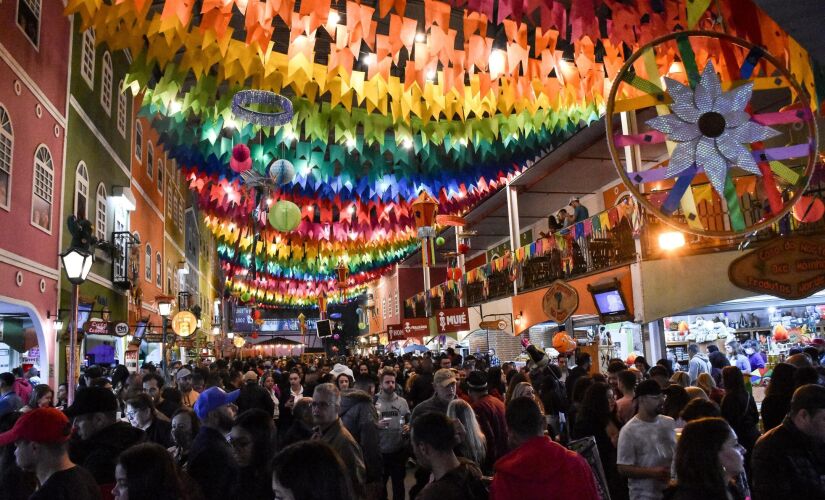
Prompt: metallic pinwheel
<box><xmin>646</xmin><ymin>61</ymin><xmax>781</xmax><ymax>195</ymax></box>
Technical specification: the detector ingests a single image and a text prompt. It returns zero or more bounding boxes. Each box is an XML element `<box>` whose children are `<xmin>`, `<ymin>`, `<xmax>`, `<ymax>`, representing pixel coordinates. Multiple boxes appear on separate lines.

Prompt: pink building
<box><xmin>0</xmin><ymin>2</ymin><xmax>70</xmax><ymax>385</ymax></box>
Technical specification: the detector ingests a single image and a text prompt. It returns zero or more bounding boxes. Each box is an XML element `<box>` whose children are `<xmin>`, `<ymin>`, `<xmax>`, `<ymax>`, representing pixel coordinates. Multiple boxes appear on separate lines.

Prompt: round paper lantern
<box><xmin>171</xmin><ymin>311</ymin><xmax>197</xmax><ymax>337</ymax></box>
<box><xmin>792</xmin><ymin>196</ymin><xmax>825</xmax><ymax>223</ymax></box>
<box><xmin>268</xmin><ymin>200</ymin><xmax>301</xmax><ymax>232</ymax></box>
<box><xmin>552</xmin><ymin>332</ymin><xmax>576</xmax><ymax>354</ymax></box>
<box><xmin>268</xmin><ymin>159</ymin><xmax>295</xmax><ymax>186</ymax></box>
<box><xmin>458</xmin><ymin>243</ymin><xmax>470</xmax><ymax>254</ymax></box>
<box><xmin>230</xmin><ymin>144</ymin><xmax>252</xmax><ymax>173</ymax></box>
<box><xmin>435</xmin><ymin>236</ymin><xmax>445</xmax><ymax>246</ymax></box>
<box><xmin>355</xmin><ymin>308</ymin><xmax>363</xmax><ymax>315</ymax></box>
<box><xmin>233</xmin><ymin>336</ymin><xmax>246</xmax><ymax>348</ymax></box>
<box><xmin>333</xmin><ymin>333</ymin><xmax>340</xmax><ymax>340</ymax></box>
<box><xmin>358</xmin><ymin>322</ymin><xmax>366</xmax><ymax>330</ymax></box>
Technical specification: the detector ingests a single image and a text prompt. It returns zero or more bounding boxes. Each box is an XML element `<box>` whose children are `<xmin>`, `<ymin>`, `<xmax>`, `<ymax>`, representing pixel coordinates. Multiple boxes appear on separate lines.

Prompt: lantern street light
<box><xmin>411</xmin><ymin>191</ymin><xmax>439</xmax><ymax>317</ymax></box>
<box><xmin>155</xmin><ymin>295</ymin><xmax>175</xmax><ymax>382</ymax></box>
<box><xmin>60</xmin><ymin>245</ymin><xmax>94</xmax><ymax>406</ymax></box>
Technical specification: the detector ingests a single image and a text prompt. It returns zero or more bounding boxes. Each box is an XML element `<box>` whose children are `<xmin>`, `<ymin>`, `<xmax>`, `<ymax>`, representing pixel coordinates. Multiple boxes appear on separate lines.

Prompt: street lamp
<box><xmin>156</xmin><ymin>295</ymin><xmax>174</xmax><ymax>381</ymax></box>
<box><xmin>60</xmin><ymin>246</ymin><xmax>93</xmax><ymax>406</ymax></box>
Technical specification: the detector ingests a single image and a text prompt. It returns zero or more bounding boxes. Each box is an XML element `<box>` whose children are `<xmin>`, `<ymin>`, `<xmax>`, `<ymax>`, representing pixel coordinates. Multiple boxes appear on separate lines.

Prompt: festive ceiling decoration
<box><xmin>64</xmin><ymin>0</ymin><xmax>820</xmax><ymax>305</ymax></box>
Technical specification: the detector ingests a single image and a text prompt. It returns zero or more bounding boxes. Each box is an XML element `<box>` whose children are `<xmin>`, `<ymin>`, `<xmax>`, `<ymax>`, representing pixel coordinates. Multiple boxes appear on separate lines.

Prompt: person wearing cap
<box><xmin>235</xmin><ymin>370</ymin><xmax>275</xmax><ymax>416</ymax></box>
<box><xmin>410</xmin><ymin>368</ymin><xmax>457</xmax><ymax>424</ymax></box>
<box><xmin>466</xmin><ymin>370</ymin><xmax>508</xmax><ymax>474</ymax></box>
<box><xmin>0</xmin><ymin>372</ymin><xmax>23</xmax><ymax>418</ymax></box>
<box><xmin>330</xmin><ymin>363</ymin><xmax>355</xmax><ymax>391</ymax></box>
<box><xmin>1</xmin><ymin>408</ymin><xmax>100</xmax><ymax>499</ymax></box>
<box><xmin>188</xmin><ymin>386</ymin><xmax>241</xmax><ymax>500</ymax></box>
<box><xmin>752</xmin><ymin>384</ymin><xmax>825</xmax><ymax>500</ymax></box>
<box><xmin>570</xmin><ymin>196</ymin><xmax>589</xmax><ymax>222</ymax></box>
<box><xmin>176</xmin><ymin>367</ymin><xmax>199</xmax><ymax>408</ymax></box>
<box><xmin>66</xmin><ymin>386</ymin><xmax>146</xmax><ymax>498</ymax></box>
<box><xmin>616</xmin><ymin>379</ymin><xmax>676</xmax><ymax>500</ymax></box>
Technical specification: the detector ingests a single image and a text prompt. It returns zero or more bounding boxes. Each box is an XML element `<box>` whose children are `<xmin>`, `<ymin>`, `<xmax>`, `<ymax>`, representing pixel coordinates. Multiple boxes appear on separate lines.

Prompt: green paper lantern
<box><xmin>435</xmin><ymin>236</ymin><xmax>446</xmax><ymax>246</ymax></box>
<box><xmin>268</xmin><ymin>200</ymin><xmax>302</xmax><ymax>232</ymax></box>
<box><xmin>358</xmin><ymin>322</ymin><xmax>367</xmax><ymax>330</ymax></box>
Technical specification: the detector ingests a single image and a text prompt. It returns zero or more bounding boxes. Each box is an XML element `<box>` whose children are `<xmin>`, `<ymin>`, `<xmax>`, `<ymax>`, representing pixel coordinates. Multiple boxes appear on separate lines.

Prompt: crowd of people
<box><xmin>0</xmin><ymin>339</ymin><xmax>824</xmax><ymax>500</ymax></box>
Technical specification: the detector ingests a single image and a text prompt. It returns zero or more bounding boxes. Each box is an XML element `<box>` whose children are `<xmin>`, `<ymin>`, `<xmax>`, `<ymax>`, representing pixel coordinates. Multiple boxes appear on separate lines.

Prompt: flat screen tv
<box><xmin>587</xmin><ymin>279</ymin><xmax>633</xmax><ymax>323</ymax></box>
<box><xmin>316</xmin><ymin>319</ymin><xmax>332</xmax><ymax>339</ymax></box>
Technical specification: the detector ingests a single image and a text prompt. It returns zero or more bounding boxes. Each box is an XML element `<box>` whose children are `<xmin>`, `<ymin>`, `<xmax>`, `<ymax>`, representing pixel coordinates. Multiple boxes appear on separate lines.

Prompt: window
<box><xmin>100</xmin><ymin>52</ymin><xmax>112</xmax><ymax>115</ymax></box>
<box><xmin>117</xmin><ymin>80</ymin><xmax>127</xmax><ymax>138</ymax></box>
<box><xmin>145</xmin><ymin>243</ymin><xmax>152</xmax><ymax>281</ymax></box>
<box><xmin>16</xmin><ymin>0</ymin><xmax>40</xmax><ymax>48</ymax></box>
<box><xmin>31</xmin><ymin>146</ymin><xmax>53</xmax><ymax>232</ymax></box>
<box><xmin>155</xmin><ymin>252</ymin><xmax>162</xmax><ymax>287</ymax></box>
<box><xmin>167</xmin><ymin>261</ymin><xmax>172</xmax><ymax>293</ymax></box>
<box><xmin>0</xmin><ymin>105</ymin><xmax>12</xmax><ymax>210</ymax></box>
<box><xmin>74</xmin><ymin>162</ymin><xmax>89</xmax><ymax>220</ymax></box>
<box><xmin>382</xmin><ymin>297</ymin><xmax>386</xmax><ymax>319</ymax></box>
<box><xmin>146</xmin><ymin>142</ymin><xmax>153</xmax><ymax>178</ymax></box>
<box><xmin>81</xmin><ymin>29</ymin><xmax>95</xmax><ymax>88</ymax></box>
<box><xmin>394</xmin><ymin>292</ymin><xmax>399</xmax><ymax>316</ymax></box>
<box><xmin>95</xmin><ymin>183</ymin><xmax>107</xmax><ymax>242</ymax></box>
<box><xmin>157</xmin><ymin>159</ymin><xmax>164</xmax><ymax>191</ymax></box>
<box><xmin>134</xmin><ymin>120</ymin><xmax>142</xmax><ymax>161</ymax></box>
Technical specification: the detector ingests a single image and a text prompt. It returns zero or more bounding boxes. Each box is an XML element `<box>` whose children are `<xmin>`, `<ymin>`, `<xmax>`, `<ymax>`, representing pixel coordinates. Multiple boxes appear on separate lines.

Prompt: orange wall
<box><xmin>511</xmin><ymin>266</ymin><xmax>634</xmax><ymax>335</ymax></box>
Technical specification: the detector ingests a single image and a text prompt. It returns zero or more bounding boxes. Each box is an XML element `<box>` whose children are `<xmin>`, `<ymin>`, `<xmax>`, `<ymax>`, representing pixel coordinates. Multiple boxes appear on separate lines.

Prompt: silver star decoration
<box><xmin>646</xmin><ymin>61</ymin><xmax>781</xmax><ymax>194</ymax></box>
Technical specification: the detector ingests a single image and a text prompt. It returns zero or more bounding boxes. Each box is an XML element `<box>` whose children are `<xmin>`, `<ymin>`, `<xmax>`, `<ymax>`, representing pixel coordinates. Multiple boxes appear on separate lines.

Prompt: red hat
<box><xmin>0</xmin><ymin>408</ymin><xmax>72</xmax><ymax>446</ymax></box>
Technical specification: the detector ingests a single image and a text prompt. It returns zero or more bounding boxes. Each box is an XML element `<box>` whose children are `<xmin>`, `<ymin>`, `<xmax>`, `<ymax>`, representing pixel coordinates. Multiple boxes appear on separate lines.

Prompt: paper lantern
<box><xmin>435</xmin><ymin>236</ymin><xmax>445</xmax><ymax>246</ymax></box>
<box><xmin>458</xmin><ymin>243</ymin><xmax>470</xmax><ymax>254</ymax></box>
<box><xmin>268</xmin><ymin>159</ymin><xmax>295</xmax><ymax>186</ymax></box>
<box><xmin>233</xmin><ymin>336</ymin><xmax>246</xmax><ymax>348</ymax></box>
<box><xmin>336</xmin><ymin>260</ymin><xmax>349</xmax><ymax>283</ymax></box>
<box><xmin>355</xmin><ymin>308</ymin><xmax>363</xmax><ymax>315</ymax></box>
<box><xmin>230</xmin><ymin>144</ymin><xmax>252</xmax><ymax>173</ymax></box>
<box><xmin>411</xmin><ymin>191</ymin><xmax>439</xmax><ymax>229</ymax></box>
<box><xmin>792</xmin><ymin>196</ymin><xmax>825</xmax><ymax>223</ymax></box>
<box><xmin>268</xmin><ymin>200</ymin><xmax>301</xmax><ymax>231</ymax></box>
<box><xmin>171</xmin><ymin>311</ymin><xmax>197</xmax><ymax>337</ymax></box>
<box><xmin>333</xmin><ymin>333</ymin><xmax>340</xmax><ymax>340</ymax></box>
<box><xmin>240</xmin><ymin>292</ymin><xmax>252</xmax><ymax>303</ymax></box>
<box><xmin>358</xmin><ymin>322</ymin><xmax>366</xmax><ymax>330</ymax></box>
<box><xmin>552</xmin><ymin>332</ymin><xmax>576</xmax><ymax>354</ymax></box>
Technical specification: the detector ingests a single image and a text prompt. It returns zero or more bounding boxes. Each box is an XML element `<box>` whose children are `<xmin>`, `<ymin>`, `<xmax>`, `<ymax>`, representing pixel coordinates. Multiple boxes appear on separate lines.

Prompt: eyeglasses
<box><xmin>311</xmin><ymin>401</ymin><xmax>337</xmax><ymax>409</ymax></box>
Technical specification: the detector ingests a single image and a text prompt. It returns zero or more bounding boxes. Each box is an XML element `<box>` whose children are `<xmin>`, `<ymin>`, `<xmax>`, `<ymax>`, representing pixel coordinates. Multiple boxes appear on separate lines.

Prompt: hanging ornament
<box><xmin>230</xmin><ymin>144</ymin><xmax>252</xmax><ymax>173</ymax></box>
<box><xmin>333</xmin><ymin>333</ymin><xmax>340</xmax><ymax>340</ymax></box>
<box><xmin>268</xmin><ymin>200</ymin><xmax>302</xmax><ymax>232</ymax></box>
<box><xmin>251</xmin><ymin>331</ymin><xmax>259</xmax><ymax>339</ymax></box>
<box><xmin>269</xmin><ymin>159</ymin><xmax>296</xmax><ymax>186</ymax></box>
<box><xmin>355</xmin><ymin>307</ymin><xmax>363</xmax><ymax>315</ymax></box>
<box><xmin>435</xmin><ymin>236</ymin><xmax>446</xmax><ymax>246</ymax></box>
<box><xmin>458</xmin><ymin>243</ymin><xmax>470</xmax><ymax>254</ymax></box>
<box><xmin>233</xmin><ymin>336</ymin><xmax>247</xmax><ymax>348</ymax></box>
<box><xmin>792</xmin><ymin>196</ymin><xmax>825</xmax><ymax>223</ymax></box>
<box><xmin>240</xmin><ymin>292</ymin><xmax>252</xmax><ymax>303</ymax></box>
<box><xmin>358</xmin><ymin>322</ymin><xmax>366</xmax><ymax>330</ymax></box>
<box><xmin>231</xmin><ymin>90</ymin><xmax>294</xmax><ymax>127</ymax></box>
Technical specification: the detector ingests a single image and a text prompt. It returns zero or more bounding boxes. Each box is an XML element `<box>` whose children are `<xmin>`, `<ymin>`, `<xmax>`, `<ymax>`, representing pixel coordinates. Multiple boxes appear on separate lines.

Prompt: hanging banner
<box><xmin>434</xmin><ymin>307</ymin><xmax>470</xmax><ymax>334</ymax></box>
<box><xmin>387</xmin><ymin>324</ymin><xmax>406</xmax><ymax>341</ymax></box>
<box><xmin>397</xmin><ymin>317</ymin><xmax>430</xmax><ymax>338</ymax></box>
<box><xmin>728</xmin><ymin>236</ymin><xmax>825</xmax><ymax>300</ymax></box>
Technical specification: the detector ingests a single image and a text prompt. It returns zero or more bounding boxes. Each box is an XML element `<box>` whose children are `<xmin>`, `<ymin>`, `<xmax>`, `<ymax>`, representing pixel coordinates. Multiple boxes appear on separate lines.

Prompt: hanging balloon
<box><xmin>269</xmin><ymin>159</ymin><xmax>296</xmax><ymax>186</ymax></box>
<box><xmin>229</xmin><ymin>144</ymin><xmax>252</xmax><ymax>173</ymax></box>
<box><xmin>458</xmin><ymin>243</ymin><xmax>470</xmax><ymax>254</ymax></box>
<box><xmin>792</xmin><ymin>196</ymin><xmax>825</xmax><ymax>223</ymax></box>
<box><xmin>355</xmin><ymin>308</ymin><xmax>363</xmax><ymax>315</ymax></box>
<box><xmin>268</xmin><ymin>200</ymin><xmax>302</xmax><ymax>232</ymax></box>
<box><xmin>435</xmin><ymin>236</ymin><xmax>446</xmax><ymax>246</ymax></box>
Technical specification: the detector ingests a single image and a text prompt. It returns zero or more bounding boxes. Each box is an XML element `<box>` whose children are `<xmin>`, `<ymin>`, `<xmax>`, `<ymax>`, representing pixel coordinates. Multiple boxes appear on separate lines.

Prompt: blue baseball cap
<box><xmin>194</xmin><ymin>387</ymin><xmax>240</xmax><ymax>420</ymax></box>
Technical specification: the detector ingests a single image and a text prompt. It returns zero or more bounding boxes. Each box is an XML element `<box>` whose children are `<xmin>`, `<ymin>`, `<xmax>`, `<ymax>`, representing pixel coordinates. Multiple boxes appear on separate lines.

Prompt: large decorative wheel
<box><xmin>605</xmin><ymin>31</ymin><xmax>818</xmax><ymax>238</ymax></box>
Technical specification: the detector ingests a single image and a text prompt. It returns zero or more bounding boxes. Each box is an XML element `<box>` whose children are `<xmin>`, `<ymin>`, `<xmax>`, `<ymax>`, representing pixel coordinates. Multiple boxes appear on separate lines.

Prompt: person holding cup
<box><xmin>375</xmin><ymin>368</ymin><xmax>410</xmax><ymax>500</ymax></box>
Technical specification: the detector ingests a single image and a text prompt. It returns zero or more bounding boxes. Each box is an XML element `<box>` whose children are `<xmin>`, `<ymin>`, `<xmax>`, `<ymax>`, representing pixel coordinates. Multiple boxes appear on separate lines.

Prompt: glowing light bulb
<box><xmin>415</xmin><ymin>33</ymin><xmax>426</xmax><ymax>43</ymax></box>
<box><xmin>347</xmin><ymin>137</ymin><xmax>357</xmax><ymax>148</ymax></box>
<box><xmin>402</xmin><ymin>139</ymin><xmax>413</xmax><ymax>149</ymax></box>
<box><xmin>658</xmin><ymin>231</ymin><xmax>686</xmax><ymax>251</ymax></box>
<box><xmin>328</xmin><ymin>11</ymin><xmax>340</xmax><ymax>24</ymax></box>
<box><xmin>426</xmin><ymin>69</ymin><xmax>436</xmax><ymax>81</ymax></box>
<box><xmin>489</xmin><ymin>49</ymin><xmax>506</xmax><ymax>79</ymax></box>
<box><xmin>169</xmin><ymin>99</ymin><xmax>182</xmax><ymax>114</ymax></box>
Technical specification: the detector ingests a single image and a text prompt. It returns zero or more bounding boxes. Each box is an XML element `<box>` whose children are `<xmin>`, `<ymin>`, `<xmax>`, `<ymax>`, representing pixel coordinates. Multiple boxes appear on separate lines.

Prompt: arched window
<box><xmin>157</xmin><ymin>159</ymin><xmax>164</xmax><ymax>192</ymax></box>
<box><xmin>81</xmin><ymin>28</ymin><xmax>95</xmax><ymax>88</ymax></box>
<box><xmin>100</xmin><ymin>52</ymin><xmax>112</xmax><ymax>115</ymax></box>
<box><xmin>31</xmin><ymin>146</ymin><xmax>53</xmax><ymax>232</ymax></box>
<box><xmin>117</xmin><ymin>79</ymin><xmax>127</xmax><ymax>138</ymax></box>
<box><xmin>156</xmin><ymin>252</ymin><xmax>162</xmax><ymax>287</ymax></box>
<box><xmin>0</xmin><ymin>105</ymin><xmax>13</xmax><ymax>210</ymax></box>
<box><xmin>146</xmin><ymin>141</ymin><xmax>154</xmax><ymax>178</ymax></box>
<box><xmin>75</xmin><ymin>162</ymin><xmax>89</xmax><ymax>220</ymax></box>
<box><xmin>145</xmin><ymin>243</ymin><xmax>152</xmax><ymax>282</ymax></box>
<box><xmin>95</xmin><ymin>183</ymin><xmax>107</xmax><ymax>242</ymax></box>
<box><xmin>134</xmin><ymin>120</ymin><xmax>142</xmax><ymax>161</ymax></box>
<box><xmin>16</xmin><ymin>0</ymin><xmax>41</xmax><ymax>47</ymax></box>
<box><xmin>166</xmin><ymin>261</ymin><xmax>173</xmax><ymax>293</ymax></box>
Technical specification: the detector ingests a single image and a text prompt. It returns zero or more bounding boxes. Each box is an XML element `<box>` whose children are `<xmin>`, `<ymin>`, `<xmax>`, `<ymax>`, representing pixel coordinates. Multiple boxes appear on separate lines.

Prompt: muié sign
<box><xmin>729</xmin><ymin>236</ymin><xmax>825</xmax><ymax>300</ymax></box>
<box><xmin>435</xmin><ymin>307</ymin><xmax>470</xmax><ymax>334</ymax></box>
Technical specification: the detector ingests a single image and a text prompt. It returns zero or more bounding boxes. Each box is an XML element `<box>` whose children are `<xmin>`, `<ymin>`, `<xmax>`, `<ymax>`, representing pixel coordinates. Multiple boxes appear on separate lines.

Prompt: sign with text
<box><xmin>435</xmin><ymin>307</ymin><xmax>470</xmax><ymax>334</ymax></box>
<box><xmin>479</xmin><ymin>320</ymin><xmax>508</xmax><ymax>331</ymax></box>
<box><xmin>729</xmin><ymin>236</ymin><xmax>825</xmax><ymax>300</ymax></box>
<box><xmin>84</xmin><ymin>320</ymin><xmax>111</xmax><ymax>335</ymax></box>
<box><xmin>542</xmin><ymin>280</ymin><xmax>579</xmax><ymax>323</ymax></box>
<box><xmin>387</xmin><ymin>324</ymin><xmax>406</xmax><ymax>341</ymax></box>
<box><xmin>233</xmin><ymin>307</ymin><xmax>317</xmax><ymax>332</ymax></box>
<box><xmin>390</xmin><ymin>317</ymin><xmax>430</xmax><ymax>339</ymax></box>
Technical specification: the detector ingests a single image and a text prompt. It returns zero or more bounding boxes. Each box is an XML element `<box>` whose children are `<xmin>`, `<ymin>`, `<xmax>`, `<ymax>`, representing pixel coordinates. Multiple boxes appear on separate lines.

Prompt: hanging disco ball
<box><xmin>268</xmin><ymin>159</ymin><xmax>296</xmax><ymax>186</ymax></box>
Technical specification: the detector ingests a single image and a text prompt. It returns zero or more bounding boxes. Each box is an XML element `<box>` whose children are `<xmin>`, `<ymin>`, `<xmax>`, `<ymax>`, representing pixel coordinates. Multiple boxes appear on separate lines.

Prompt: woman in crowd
<box><xmin>230</xmin><ymin>409</ymin><xmax>275</xmax><ymax>500</ymax></box>
<box><xmin>664</xmin><ymin>417</ymin><xmax>747</xmax><ymax>500</ymax></box>
<box><xmin>662</xmin><ymin>385</ymin><xmax>691</xmax><ymax>422</ymax></box>
<box><xmin>271</xmin><ymin>441</ymin><xmax>355</xmax><ymax>500</ymax></box>
<box><xmin>260</xmin><ymin>371</ymin><xmax>281</xmax><ymax>422</ymax></box>
<box><xmin>20</xmin><ymin>384</ymin><xmax>52</xmax><ymax>413</ymax></box>
<box><xmin>168</xmin><ymin>407</ymin><xmax>200</xmax><ymax>469</ymax></box>
<box><xmin>571</xmin><ymin>381</ymin><xmax>626</xmax><ymax>500</ymax></box>
<box><xmin>726</xmin><ymin>341</ymin><xmax>752</xmax><ymax>376</ymax></box>
<box><xmin>669</xmin><ymin>372</ymin><xmax>690</xmax><ymax>388</ymax></box>
<box><xmin>504</xmin><ymin>372</ymin><xmax>531</xmax><ymax>407</ymax></box>
<box><xmin>447</xmin><ymin>399</ymin><xmax>486</xmax><ymax>469</ymax></box>
<box><xmin>487</xmin><ymin>366</ymin><xmax>505</xmax><ymax>400</ymax></box>
<box><xmin>113</xmin><ymin>442</ymin><xmax>187</xmax><ymax>500</ymax></box>
<box><xmin>566</xmin><ymin>376</ymin><xmax>594</xmax><ymax>433</ymax></box>
<box><xmin>696</xmin><ymin>373</ymin><xmax>725</xmax><ymax>404</ymax></box>
<box><xmin>760</xmin><ymin>362</ymin><xmax>796</xmax><ymax>432</ymax></box>
<box><xmin>720</xmin><ymin>366</ymin><xmax>760</xmax><ymax>474</ymax></box>
<box><xmin>634</xmin><ymin>356</ymin><xmax>651</xmax><ymax>376</ymax></box>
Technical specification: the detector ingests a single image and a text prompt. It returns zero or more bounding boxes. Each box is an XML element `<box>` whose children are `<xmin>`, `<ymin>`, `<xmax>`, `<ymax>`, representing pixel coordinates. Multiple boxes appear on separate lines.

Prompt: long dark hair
<box><xmin>28</xmin><ymin>384</ymin><xmax>53</xmax><ymax>408</ymax></box>
<box><xmin>672</xmin><ymin>417</ymin><xmax>733</xmax><ymax>497</ymax></box>
<box><xmin>487</xmin><ymin>366</ymin><xmax>505</xmax><ymax>395</ymax></box>
<box><xmin>233</xmin><ymin>409</ymin><xmax>275</xmax><ymax>466</ymax></box>
<box><xmin>271</xmin><ymin>441</ymin><xmax>354</xmax><ymax>500</ymax></box>
<box><xmin>765</xmin><ymin>363</ymin><xmax>796</xmax><ymax>398</ymax></box>
<box><xmin>117</xmin><ymin>443</ymin><xmax>187</xmax><ymax>500</ymax></box>
<box><xmin>577</xmin><ymin>382</ymin><xmax>612</xmax><ymax>430</ymax></box>
<box><xmin>721</xmin><ymin>366</ymin><xmax>745</xmax><ymax>395</ymax></box>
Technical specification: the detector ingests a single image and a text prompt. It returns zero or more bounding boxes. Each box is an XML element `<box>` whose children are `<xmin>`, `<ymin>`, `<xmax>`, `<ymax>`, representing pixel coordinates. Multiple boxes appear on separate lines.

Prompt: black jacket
<box><xmin>188</xmin><ymin>426</ymin><xmax>240</xmax><ymax>500</ymax></box>
<box><xmin>340</xmin><ymin>390</ymin><xmax>383</xmax><ymax>483</ymax></box>
<box><xmin>236</xmin><ymin>381</ymin><xmax>276</xmax><ymax>416</ymax></box>
<box><xmin>751</xmin><ymin>416</ymin><xmax>825</xmax><ymax>500</ymax></box>
<box><xmin>759</xmin><ymin>393</ymin><xmax>791</xmax><ymax>432</ymax></box>
<box><xmin>145</xmin><ymin>417</ymin><xmax>173</xmax><ymax>448</ymax></box>
<box><xmin>69</xmin><ymin>421</ymin><xmax>145</xmax><ymax>487</ymax></box>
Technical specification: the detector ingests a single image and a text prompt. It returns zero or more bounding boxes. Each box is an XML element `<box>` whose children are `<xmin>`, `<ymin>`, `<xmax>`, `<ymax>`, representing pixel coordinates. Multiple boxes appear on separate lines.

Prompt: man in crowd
<box><xmin>141</xmin><ymin>373</ymin><xmax>178</xmax><ymax>419</ymax></box>
<box><xmin>616</xmin><ymin>379</ymin><xmax>676</xmax><ymax>500</ymax></box>
<box><xmin>0</xmin><ymin>372</ymin><xmax>22</xmax><ymax>418</ymax></box>
<box><xmin>125</xmin><ymin>392</ymin><xmax>172</xmax><ymax>448</ymax></box>
<box><xmin>570</xmin><ymin>197</ymin><xmax>589</xmax><ymax>222</ymax></box>
<box><xmin>687</xmin><ymin>344</ymin><xmax>711</xmax><ymax>384</ymax></box>
<box><xmin>490</xmin><ymin>397</ymin><xmax>598</xmax><ymax>499</ymax></box>
<box><xmin>407</xmin><ymin>357</ymin><xmax>435</xmax><ymax>408</ymax></box>
<box><xmin>411</xmin><ymin>412</ymin><xmax>486</xmax><ymax>500</ymax></box>
<box><xmin>311</xmin><ymin>383</ymin><xmax>366</xmax><ymax>498</ymax></box>
<box><xmin>0</xmin><ymin>408</ymin><xmax>100</xmax><ymax>499</ymax></box>
<box><xmin>615</xmin><ymin>369</ymin><xmax>637</xmax><ymax>424</ymax></box>
<box><xmin>752</xmin><ymin>384</ymin><xmax>825</xmax><ymax>499</ymax></box>
<box><xmin>235</xmin><ymin>370</ymin><xmax>275</xmax><ymax>415</ymax></box>
<box><xmin>375</xmin><ymin>368</ymin><xmax>411</xmax><ymax>500</ymax></box>
<box><xmin>566</xmin><ymin>352</ymin><xmax>592</xmax><ymax>400</ymax></box>
<box><xmin>190</xmin><ymin>386</ymin><xmax>240</xmax><ymax>500</ymax></box>
<box><xmin>66</xmin><ymin>386</ymin><xmax>145</xmax><ymax>498</ymax></box>
<box><xmin>176</xmin><ymin>368</ymin><xmax>199</xmax><ymax>408</ymax></box>
<box><xmin>340</xmin><ymin>374</ymin><xmax>383</xmax><ymax>498</ymax></box>
<box><xmin>466</xmin><ymin>370</ymin><xmax>508</xmax><ymax>473</ymax></box>
<box><xmin>411</xmin><ymin>368</ymin><xmax>457</xmax><ymax>422</ymax></box>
